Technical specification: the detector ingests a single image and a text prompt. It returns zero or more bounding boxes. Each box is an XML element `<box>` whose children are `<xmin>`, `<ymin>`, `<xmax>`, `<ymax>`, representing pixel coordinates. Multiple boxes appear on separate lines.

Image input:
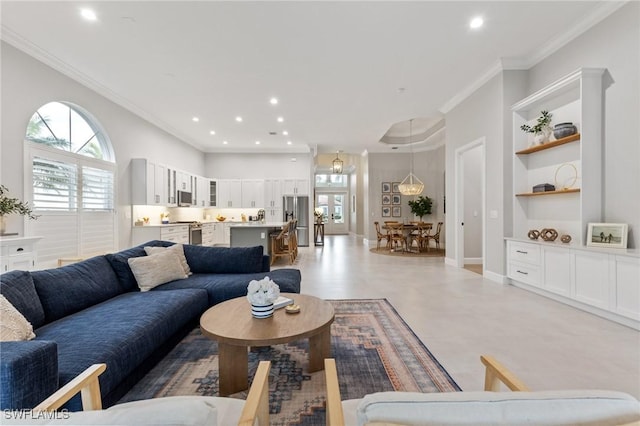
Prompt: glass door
<box><xmin>315</xmin><ymin>192</ymin><xmax>348</xmax><ymax>235</ymax></box>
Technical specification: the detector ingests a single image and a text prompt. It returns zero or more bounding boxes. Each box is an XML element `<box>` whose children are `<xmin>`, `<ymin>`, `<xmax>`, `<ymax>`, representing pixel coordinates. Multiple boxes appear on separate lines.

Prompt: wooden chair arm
<box><xmin>325</xmin><ymin>359</ymin><xmax>345</xmax><ymax>426</ymax></box>
<box><xmin>33</xmin><ymin>363</ymin><xmax>107</xmax><ymax>412</ymax></box>
<box><xmin>238</xmin><ymin>361</ymin><xmax>271</xmax><ymax>426</ymax></box>
<box><xmin>480</xmin><ymin>355</ymin><xmax>530</xmax><ymax>391</ymax></box>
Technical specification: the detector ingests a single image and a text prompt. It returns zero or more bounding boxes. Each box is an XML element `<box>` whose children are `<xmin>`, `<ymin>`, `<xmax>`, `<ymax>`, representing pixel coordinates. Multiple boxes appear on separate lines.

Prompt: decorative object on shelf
<box><xmin>314</xmin><ymin>208</ymin><xmax>324</xmax><ymax>224</ymax></box>
<box><xmin>143</xmin><ymin>217</ymin><xmax>150</xmax><ymax>225</ymax></box>
<box><xmin>527</xmin><ymin>230</ymin><xmax>540</xmax><ymax>240</ymax></box>
<box><xmin>216</xmin><ymin>215</ymin><xmax>226</xmax><ymax>221</ymax></box>
<box><xmin>560</xmin><ymin>234</ymin><xmax>572</xmax><ymax>244</ymax></box>
<box><xmin>398</xmin><ymin>119</ymin><xmax>425</xmax><ymax>195</ymax></box>
<box><xmin>553</xmin><ymin>122</ymin><xmax>578</xmax><ymax>140</ymax></box>
<box><xmin>247</xmin><ymin>276</ymin><xmax>280</xmax><ymax>319</ymax></box>
<box><xmin>0</xmin><ymin>184</ymin><xmax>38</xmax><ymax>234</ymax></box>
<box><xmin>407</xmin><ymin>195</ymin><xmax>432</xmax><ymax>221</ymax></box>
<box><xmin>332</xmin><ymin>151</ymin><xmax>343</xmax><ymax>174</ymax></box>
<box><xmin>554</xmin><ymin>163</ymin><xmax>578</xmax><ymax>190</ymax></box>
<box><xmin>532</xmin><ymin>183</ymin><xmax>556</xmax><ymax>193</ymax></box>
<box><xmin>587</xmin><ymin>223</ymin><xmax>629</xmax><ymax>249</ymax></box>
<box><xmin>160</xmin><ymin>212</ymin><xmax>170</xmax><ymax>224</ymax></box>
<box><xmin>520</xmin><ymin>110</ymin><xmax>553</xmax><ymax>145</ymax></box>
<box><xmin>540</xmin><ymin>228</ymin><xmax>558</xmax><ymax>242</ymax></box>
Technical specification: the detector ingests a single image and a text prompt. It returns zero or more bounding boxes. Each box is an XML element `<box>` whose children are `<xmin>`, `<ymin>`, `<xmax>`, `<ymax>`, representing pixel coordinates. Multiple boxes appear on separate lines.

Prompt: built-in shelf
<box><xmin>515</xmin><ymin>188</ymin><xmax>581</xmax><ymax>197</ymax></box>
<box><xmin>515</xmin><ymin>133</ymin><xmax>580</xmax><ymax>155</ymax></box>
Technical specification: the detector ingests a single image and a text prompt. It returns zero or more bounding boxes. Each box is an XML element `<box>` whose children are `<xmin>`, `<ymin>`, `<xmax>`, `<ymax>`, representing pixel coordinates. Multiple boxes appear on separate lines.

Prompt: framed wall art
<box><xmin>587</xmin><ymin>223</ymin><xmax>628</xmax><ymax>248</ymax></box>
<box><xmin>392</xmin><ymin>182</ymin><xmax>400</xmax><ymax>193</ymax></box>
<box><xmin>391</xmin><ymin>194</ymin><xmax>401</xmax><ymax>205</ymax></box>
<box><xmin>382</xmin><ymin>206</ymin><xmax>391</xmax><ymax>217</ymax></box>
<box><xmin>382</xmin><ymin>182</ymin><xmax>391</xmax><ymax>193</ymax></box>
<box><xmin>382</xmin><ymin>194</ymin><xmax>391</xmax><ymax>205</ymax></box>
<box><xmin>392</xmin><ymin>206</ymin><xmax>401</xmax><ymax>217</ymax></box>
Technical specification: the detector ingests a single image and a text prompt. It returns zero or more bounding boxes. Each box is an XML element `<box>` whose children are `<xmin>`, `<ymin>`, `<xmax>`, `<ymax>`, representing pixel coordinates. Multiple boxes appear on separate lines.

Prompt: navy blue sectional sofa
<box><xmin>0</xmin><ymin>241</ymin><xmax>301</xmax><ymax>411</ymax></box>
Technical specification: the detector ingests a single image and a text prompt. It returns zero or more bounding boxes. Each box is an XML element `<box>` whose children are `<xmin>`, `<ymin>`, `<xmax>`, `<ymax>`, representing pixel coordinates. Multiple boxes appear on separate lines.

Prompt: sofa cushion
<box><xmin>0</xmin><ymin>295</ymin><xmax>35</xmax><ymax>341</ymax></box>
<box><xmin>183</xmin><ymin>245</ymin><xmax>264</xmax><ymax>274</ymax></box>
<box><xmin>145</xmin><ymin>244</ymin><xmax>192</xmax><ymax>276</ymax></box>
<box><xmin>105</xmin><ymin>241</ymin><xmax>172</xmax><ymax>292</ymax></box>
<box><xmin>154</xmin><ymin>268</ymin><xmax>302</xmax><ymax>306</ymax></box>
<box><xmin>34</xmin><ymin>289</ymin><xmax>208</xmax><ymax>400</ymax></box>
<box><xmin>353</xmin><ymin>390</ymin><xmax>640</xmax><ymax>426</ymax></box>
<box><xmin>31</xmin><ymin>256</ymin><xmax>124</xmax><ymax>323</ymax></box>
<box><xmin>0</xmin><ymin>270</ymin><xmax>45</xmax><ymax>328</ymax></box>
<box><xmin>128</xmin><ymin>250</ymin><xmax>188</xmax><ymax>291</ymax></box>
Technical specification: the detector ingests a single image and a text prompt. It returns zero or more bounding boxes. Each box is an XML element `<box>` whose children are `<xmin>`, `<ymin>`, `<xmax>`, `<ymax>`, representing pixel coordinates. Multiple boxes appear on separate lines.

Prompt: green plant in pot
<box><xmin>407</xmin><ymin>195</ymin><xmax>432</xmax><ymax>221</ymax></box>
<box><xmin>520</xmin><ymin>110</ymin><xmax>553</xmax><ymax>145</ymax></box>
<box><xmin>0</xmin><ymin>185</ymin><xmax>38</xmax><ymax>234</ymax></box>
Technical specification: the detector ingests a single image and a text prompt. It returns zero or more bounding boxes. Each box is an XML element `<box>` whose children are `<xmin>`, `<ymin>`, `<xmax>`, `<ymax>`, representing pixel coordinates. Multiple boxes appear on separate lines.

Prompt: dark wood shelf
<box><xmin>515</xmin><ymin>133</ymin><xmax>580</xmax><ymax>155</ymax></box>
<box><xmin>516</xmin><ymin>188</ymin><xmax>580</xmax><ymax>197</ymax></box>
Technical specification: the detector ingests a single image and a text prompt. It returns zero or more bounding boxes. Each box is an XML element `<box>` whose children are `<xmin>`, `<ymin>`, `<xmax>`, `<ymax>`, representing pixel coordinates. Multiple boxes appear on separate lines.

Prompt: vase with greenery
<box><xmin>0</xmin><ymin>185</ymin><xmax>38</xmax><ymax>234</ymax></box>
<box><xmin>407</xmin><ymin>195</ymin><xmax>432</xmax><ymax>221</ymax></box>
<box><xmin>520</xmin><ymin>110</ymin><xmax>553</xmax><ymax>145</ymax></box>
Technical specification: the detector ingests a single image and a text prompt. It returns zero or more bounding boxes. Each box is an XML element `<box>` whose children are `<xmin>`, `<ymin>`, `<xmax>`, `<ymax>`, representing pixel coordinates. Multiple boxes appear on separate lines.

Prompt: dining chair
<box><xmin>425</xmin><ymin>221</ymin><xmax>443</xmax><ymax>250</ymax></box>
<box><xmin>374</xmin><ymin>221</ymin><xmax>390</xmax><ymax>250</ymax></box>
<box><xmin>410</xmin><ymin>222</ymin><xmax>432</xmax><ymax>252</ymax></box>
<box><xmin>386</xmin><ymin>222</ymin><xmax>407</xmax><ymax>252</ymax></box>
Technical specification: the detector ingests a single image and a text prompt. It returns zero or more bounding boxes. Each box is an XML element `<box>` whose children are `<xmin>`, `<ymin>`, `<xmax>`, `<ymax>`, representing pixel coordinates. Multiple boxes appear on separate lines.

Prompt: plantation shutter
<box><xmin>32</xmin><ymin>157</ymin><xmax>78</xmax><ymax>211</ymax></box>
<box><xmin>82</xmin><ymin>166</ymin><xmax>114</xmax><ymax>210</ymax></box>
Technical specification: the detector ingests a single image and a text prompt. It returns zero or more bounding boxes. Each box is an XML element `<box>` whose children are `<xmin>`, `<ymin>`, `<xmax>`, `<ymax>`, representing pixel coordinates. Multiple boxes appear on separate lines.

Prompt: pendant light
<box><xmin>398</xmin><ymin>119</ymin><xmax>424</xmax><ymax>195</ymax></box>
<box><xmin>332</xmin><ymin>151</ymin><xmax>343</xmax><ymax>174</ymax></box>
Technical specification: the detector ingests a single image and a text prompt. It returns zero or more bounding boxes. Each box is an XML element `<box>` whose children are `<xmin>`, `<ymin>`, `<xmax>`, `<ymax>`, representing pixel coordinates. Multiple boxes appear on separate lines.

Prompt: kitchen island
<box><xmin>229</xmin><ymin>221</ymin><xmax>288</xmax><ymax>256</ymax></box>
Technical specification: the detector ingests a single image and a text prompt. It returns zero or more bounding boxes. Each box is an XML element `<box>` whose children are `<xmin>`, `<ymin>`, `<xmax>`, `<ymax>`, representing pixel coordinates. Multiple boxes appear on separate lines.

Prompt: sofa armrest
<box><xmin>34</xmin><ymin>364</ymin><xmax>106</xmax><ymax>412</ymax></box>
<box><xmin>261</xmin><ymin>255</ymin><xmax>271</xmax><ymax>272</ymax></box>
<box><xmin>0</xmin><ymin>341</ymin><xmax>59</xmax><ymax>410</ymax></box>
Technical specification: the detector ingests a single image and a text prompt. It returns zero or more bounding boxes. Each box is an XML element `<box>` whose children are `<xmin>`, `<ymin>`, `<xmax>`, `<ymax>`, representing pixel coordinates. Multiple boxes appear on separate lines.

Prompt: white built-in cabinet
<box><xmin>1</xmin><ymin>237</ymin><xmax>42</xmax><ymax>273</ymax></box>
<box><xmin>282</xmin><ymin>179</ymin><xmax>309</xmax><ymax>195</ymax></box>
<box><xmin>241</xmin><ymin>180</ymin><xmax>265</xmax><ymax>208</ymax></box>
<box><xmin>507</xmin><ymin>68</ymin><xmax>640</xmax><ymax>330</ymax></box>
<box><xmin>132</xmin><ymin>225</ymin><xmax>189</xmax><ymax>246</ymax></box>
<box><xmin>264</xmin><ymin>179</ymin><xmax>283</xmax><ymax>223</ymax></box>
<box><xmin>193</xmin><ymin>175</ymin><xmax>210</xmax><ymax>208</ymax></box>
<box><xmin>217</xmin><ymin>179</ymin><xmax>242</xmax><ymax>208</ymax></box>
<box><xmin>131</xmin><ymin>159</ymin><xmax>168</xmax><ymax>206</ymax></box>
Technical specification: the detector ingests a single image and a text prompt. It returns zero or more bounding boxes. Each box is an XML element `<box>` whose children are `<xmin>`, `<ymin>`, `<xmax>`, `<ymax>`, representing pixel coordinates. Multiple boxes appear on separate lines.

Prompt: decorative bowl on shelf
<box><xmin>553</xmin><ymin>122</ymin><xmax>578</xmax><ymax>139</ymax></box>
<box><xmin>216</xmin><ymin>216</ymin><xmax>226</xmax><ymax>222</ymax></box>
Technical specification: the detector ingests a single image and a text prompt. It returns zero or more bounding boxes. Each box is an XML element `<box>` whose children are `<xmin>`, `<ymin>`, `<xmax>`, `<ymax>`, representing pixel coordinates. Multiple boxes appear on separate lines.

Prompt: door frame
<box><xmin>454</xmin><ymin>137</ymin><xmax>486</xmax><ymax>270</ymax></box>
<box><xmin>315</xmin><ymin>190</ymin><xmax>349</xmax><ymax>235</ymax></box>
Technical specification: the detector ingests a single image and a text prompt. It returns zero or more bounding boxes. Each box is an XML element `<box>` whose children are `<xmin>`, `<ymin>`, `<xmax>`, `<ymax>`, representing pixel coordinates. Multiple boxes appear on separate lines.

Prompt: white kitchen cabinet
<box><xmin>543</xmin><ymin>246</ymin><xmax>572</xmax><ymax>297</ymax></box>
<box><xmin>265</xmin><ymin>208</ymin><xmax>283</xmax><ymax>223</ymax></box>
<box><xmin>1</xmin><ymin>237</ymin><xmax>42</xmax><ymax>272</ymax></box>
<box><xmin>574</xmin><ymin>251</ymin><xmax>609</xmax><ymax>310</ymax></box>
<box><xmin>167</xmin><ymin>167</ymin><xmax>177</xmax><ymax>206</ymax></box>
<box><xmin>222</xmin><ymin>223</ymin><xmax>232</xmax><ymax>245</ymax></box>
<box><xmin>132</xmin><ymin>225</ymin><xmax>189</xmax><ymax>246</ymax></box>
<box><xmin>218</xmin><ymin>179</ymin><xmax>242</xmax><ymax>208</ymax></box>
<box><xmin>264</xmin><ymin>179</ymin><xmax>283</xmax><ymax>210</ymax></box>
<box><xmin>241</xmin><ymin>180</ymin><xmax>265</xmax><ymax>208</ymax></box>
<box><xmin>614</xmin><ymin>256</ymin><xmax>640</xmax><ymax>321</ymax></box>
<box><xmin>131</xmin><ymin>159</ymin><xmax>167</xmax><ymax>206</ymax></box>
<box><xmin>201</xmin><ymin>222</ymin><xmax>215</xmax><ymax>246</ymax></box>
<box><xmin>282</xmin><ymin>179</ymin><xmax>309</xmax><ymax>195</ymax></box>
<box><xmin>175</xmin><ymin>170</ymin><xmax>192</xmax><ymax>193</ymax></box>
<box><xmin>193</xmin><ymin>175</ymin><xmax>210</xmax><ymax>208</ymax></box>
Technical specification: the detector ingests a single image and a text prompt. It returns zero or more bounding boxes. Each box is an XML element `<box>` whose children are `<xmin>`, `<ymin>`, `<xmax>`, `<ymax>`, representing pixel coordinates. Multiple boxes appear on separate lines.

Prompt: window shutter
<box><xmin>82</xmin><ymin>166</ymin><xmax>114</xmax><ymax>210</ymax></box>
<box><xmin>32</xmin><ymin>157</ymin><xmax>78</xmax><ymax>211</ymax></box>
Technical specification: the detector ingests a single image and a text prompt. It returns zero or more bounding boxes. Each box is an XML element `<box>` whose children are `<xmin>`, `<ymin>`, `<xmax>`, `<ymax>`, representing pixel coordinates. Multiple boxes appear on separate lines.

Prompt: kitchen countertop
<box><xmin>228</xmin><ymin>221</ymin><xmax>287</xmax><ymax>228</ymax></box>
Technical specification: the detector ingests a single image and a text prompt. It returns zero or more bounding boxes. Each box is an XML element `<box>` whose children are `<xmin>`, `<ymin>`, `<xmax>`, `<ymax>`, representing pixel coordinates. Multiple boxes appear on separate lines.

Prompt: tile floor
<box><xmin>276</xmin><ymin>234</ymin><xmax>640</xmax><ymax>398</ymax></box>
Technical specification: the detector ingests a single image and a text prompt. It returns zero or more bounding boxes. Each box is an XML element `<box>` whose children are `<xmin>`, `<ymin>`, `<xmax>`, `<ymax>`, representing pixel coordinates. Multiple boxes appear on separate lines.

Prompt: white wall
<box><xmin>462</xmin><ymin>145</ymin><xmax>483</xmax><ymax>259</ymax></box>
<box><xmin>1</xmin><ymin>42</ymin><xmax>205</xmax><ymax>248</ymax></box>
<box><xmin>204</xmin><ymin>153</ymin><xmax>312</xmax><ymax>179</ymax></box>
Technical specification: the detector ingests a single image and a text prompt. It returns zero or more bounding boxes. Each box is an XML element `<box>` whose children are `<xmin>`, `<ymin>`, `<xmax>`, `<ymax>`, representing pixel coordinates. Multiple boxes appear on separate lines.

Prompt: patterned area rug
<box><xmin>120</xmin><ymin>299</ymin><xmax>460</xmax><ymax>425</ymax></box>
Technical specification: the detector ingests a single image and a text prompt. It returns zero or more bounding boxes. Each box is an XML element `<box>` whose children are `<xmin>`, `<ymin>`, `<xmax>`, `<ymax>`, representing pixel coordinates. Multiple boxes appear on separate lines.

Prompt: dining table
<box><xmin>382</xmin><ymin>222</ymin><xmax>433</xmax><ymax>253</ymax></box>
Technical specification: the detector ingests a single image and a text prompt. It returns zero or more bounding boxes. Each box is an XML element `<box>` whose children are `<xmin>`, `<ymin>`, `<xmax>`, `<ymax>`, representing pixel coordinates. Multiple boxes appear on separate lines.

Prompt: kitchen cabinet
<box><xmin>132</xmin><ymin>225</ymin><xmax>189</xmax><ymax>246</ymax></box>
<box><xmin>264</xmin><ymin>179</ymin><xmax>283</xmax><ymax>210</ymax></box>
<box><xmin>175</xmin><ymin>170</ymin><xmax>192</xmax><ymax>193</ymax></box>
<box><xmin>222</xmin><ymin>223</ymin><xmax>232</xmax><ymax>245</ymax></box>
<box><xmin>193</xmin><ymin>175</ymin><xmax>210</xmax><ymax>208</ymax></box>
<box><xmin>201</xmin><ymin>222</ymin><xmax>215</xmax><ymax>246</ymax></box>
<box><xmin>241</xmin><ymin>180</ymin><xmax>265</xmax><ymax>208</ymax></box>
<box><xmin>131</xmin><ymin>159</ymin><xmax>168</xmax><ymax>206</ymax></box>
<box><xmin>265</xmin><ymin>208</ymin><xmax>282</xmax><ymax>223</ymax></box>
<box><xmin>1</xmin><ymin>236</ymin><xmax>42</xmax><ymax>272</ymax></box>
<box><xmin>167</xmin><ymin>167</ymin><xmax>177</xmax><ymax>206</ymax></box>
<box><xmin>282</xmin><ymin>179</ymin><xmax>309</xmax><ymax>195</ymax></box>
<box><xmin>209</xmin><ymin>180</ymin><xmax>217</xmax><ymax>207</ymax></box>
<box><xmin>218</xmin><ymin>179</ymin><xmax>242</xmax><ymax>208</ymax></box>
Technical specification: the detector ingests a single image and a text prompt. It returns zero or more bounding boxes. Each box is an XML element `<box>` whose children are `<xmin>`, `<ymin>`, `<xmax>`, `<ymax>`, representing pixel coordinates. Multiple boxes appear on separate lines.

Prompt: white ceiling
<box><xmin>0</xmin><ymin>1</ymin><xmax>624</xmax><ymax>155</ymax></box>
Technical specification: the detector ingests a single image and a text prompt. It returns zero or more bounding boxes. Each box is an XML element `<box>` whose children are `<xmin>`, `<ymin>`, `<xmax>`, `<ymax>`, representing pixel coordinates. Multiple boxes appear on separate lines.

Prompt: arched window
<box><xmin>26</xmin><ymin>102</ymin><xmax>117</xmax><ymax>267</ymax></box>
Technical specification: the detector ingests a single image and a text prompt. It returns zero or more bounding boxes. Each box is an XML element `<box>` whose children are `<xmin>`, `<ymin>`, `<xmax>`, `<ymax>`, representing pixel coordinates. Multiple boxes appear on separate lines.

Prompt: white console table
<box><xmin>506</xmin><ymin>238</ymin><xmax>640</xmax><ymax>330</ymax></box>
<box><xmin>0</xmin><ymin>236</ymin><xmax>43</xmax><ymax>273</ymax></box>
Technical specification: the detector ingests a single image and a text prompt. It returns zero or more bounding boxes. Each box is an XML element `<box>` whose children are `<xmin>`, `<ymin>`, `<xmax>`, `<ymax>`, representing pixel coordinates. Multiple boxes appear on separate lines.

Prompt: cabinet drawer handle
<box><xmin>516</xmin><ymin>270</ymin><xmax>529</xmax><ymax>275</ymax></box>
<box><xmin>516</xmin><ymin>250</ymin><xmax>528</xmax><ymax>254</ymax></box>
<box><xmin>16</xmin><ymin>248</ymin><xmax>24</xmax><ymax>252</ymax></box>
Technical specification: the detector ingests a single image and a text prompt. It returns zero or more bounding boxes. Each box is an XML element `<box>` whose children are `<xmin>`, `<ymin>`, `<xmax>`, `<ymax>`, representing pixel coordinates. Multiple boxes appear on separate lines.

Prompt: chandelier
<box><xmin>332</xmin><ymin>151</ymin><xmax>343</xmax><ymax>174</ymax></box>
<box><xmin>398</xmin><ymin>119</ymin><xmax>424</xmax><ymax>195</ymax></box>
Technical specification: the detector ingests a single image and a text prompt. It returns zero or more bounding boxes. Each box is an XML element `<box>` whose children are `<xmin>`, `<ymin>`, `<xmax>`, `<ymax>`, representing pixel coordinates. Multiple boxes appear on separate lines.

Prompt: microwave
<box><xmin>177</xmin><ymin>190</ymin><xmax>192</xmax><ymax>207</ymax></box>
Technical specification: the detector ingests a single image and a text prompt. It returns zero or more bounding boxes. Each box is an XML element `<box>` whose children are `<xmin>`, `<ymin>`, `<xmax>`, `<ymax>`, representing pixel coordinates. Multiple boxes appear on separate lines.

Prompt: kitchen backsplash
<box><xmin>132</xmin><ymin>205</ymin><xmax>264</xmax><ymax>225</ymax></box>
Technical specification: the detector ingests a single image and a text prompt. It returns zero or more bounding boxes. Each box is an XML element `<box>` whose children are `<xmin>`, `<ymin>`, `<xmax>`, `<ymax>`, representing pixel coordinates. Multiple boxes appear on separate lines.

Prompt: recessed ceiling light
<box><xmin>283</xmin><ymin>130</ymin><xmax>289</xmax><ymax>136</ymax></box>
<box><xmin>235</xmin><ymin>116</ymin><xmax>243</xmax><ymax>122</ymax></box>
<box><xmin>287</xmin><ymin>141</ymin><xmax>292</xmax><ymax>145</ymax></box>
<box><xmin>223</xmin><ymin>141</ymin><xmax>228</xmax><ymax>145</ymax></box>
<box><xmin>277</xmin><ymin>117</ymin><xmax>284</xmax><ymax>123</ymax></box>
<box><xmin>80</xmin><ymin>8</ymin><xmax>97</xmax><ymax>21</ymax></box>
<box><xmin>470</xmin><ymin>16</ymin><xmax>484</xmax><ymax>29</ymax></box>
<box><xmin>209</xmin><ymin>130</ymin><xmax>215</xmax><ymax>135</ymax></box>
<box><xmin>270</xmin><ymin>97</ymin><xmax>278</xmax><ymax>105</ymax></box>
<box><xmin>192</xmin><ymin>117</ymin><xmax>199</xmax><ymax>122</ymax></box>
<box><xmin>255</xmin><ymin>141</ymin><xmax>261</xmax><ymax>145</ymax></box>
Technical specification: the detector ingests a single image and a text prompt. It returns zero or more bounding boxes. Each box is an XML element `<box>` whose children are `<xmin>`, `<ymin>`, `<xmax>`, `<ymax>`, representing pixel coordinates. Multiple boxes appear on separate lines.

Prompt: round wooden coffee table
<box><xmin>200</xmin><ymin>293</ymin><xmax>335</xmax><ymax>396</ymax></box>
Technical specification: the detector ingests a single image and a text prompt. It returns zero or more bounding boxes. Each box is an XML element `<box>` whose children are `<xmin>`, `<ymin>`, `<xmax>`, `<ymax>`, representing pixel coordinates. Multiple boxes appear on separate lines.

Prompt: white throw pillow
<box><xmin>0</xmin><ymin>294</ymin><xmax>36</xmax><ymax>341</ymax></box>
<box><xmin>128</xmin><ymin>250</ymin><xmax>188</xmax><ymax>291</ymax></box>
<box><xmin>144</xmin><ymin>244</ymin><xmax>192</xmax><ymax>276</ymax></box>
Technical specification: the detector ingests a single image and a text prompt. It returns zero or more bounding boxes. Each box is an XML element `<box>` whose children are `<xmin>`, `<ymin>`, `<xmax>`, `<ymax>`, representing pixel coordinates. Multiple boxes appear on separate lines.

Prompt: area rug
<box><xmin>119</xmin><ymin>299</ymin><xmax>460</xmax><ymax>425</ymax></box>
<box><xmin>369</xmin><ymin>247</ymin><xmax>445</xmax><ymax>257</ymax></box>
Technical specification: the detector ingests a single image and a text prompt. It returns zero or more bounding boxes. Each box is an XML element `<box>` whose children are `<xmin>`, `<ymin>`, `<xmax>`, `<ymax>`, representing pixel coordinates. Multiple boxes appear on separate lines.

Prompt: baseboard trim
<box><xmin>464</xmin><ymin>257</ymin><xmax>483</xmax><ymax>264</ymax></box>
<box><xmin>483</xmin><ymin>270</ymin><xmax>506</xmax><ymax>284</ymax></box>
<box><xmin>444</xmin><ymin>257</ymin><xmax>457</xmax><ymax>267</ymax></box>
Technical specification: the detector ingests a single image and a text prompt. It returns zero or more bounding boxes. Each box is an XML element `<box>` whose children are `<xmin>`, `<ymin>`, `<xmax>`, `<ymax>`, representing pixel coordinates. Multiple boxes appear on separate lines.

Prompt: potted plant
<box><xmin>407</xmin><ymin>195</ymin><xmax>432</xmax><ymax>221</ymax></box>
<box><xmin>520</xmin><ymin>110</ymin><xmax>553</xmax><ymax>145</ymax></box>
<box><xmin>0</xmin><ymin>185</ymin><xmax>38</xmax><ymax>234</ymax></box>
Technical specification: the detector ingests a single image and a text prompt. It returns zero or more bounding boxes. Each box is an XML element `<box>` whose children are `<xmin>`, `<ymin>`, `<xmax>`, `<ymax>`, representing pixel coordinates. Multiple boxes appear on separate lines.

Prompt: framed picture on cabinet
<box><xmin>392</xmin><ymin>182</ymin><xmax>400</xmax><ymax>193</ymax></box>
<box><xmin>391</xmin><ymin>194</ymin><xmax>401</xmax><ymax>205</ymax></box>
<box><xmin>587</xmin><ymin>223</ymin><xmax>628</xmax><ymax>248</ymax></box>
<box><xmin>392</xmin><ymin>206</ymin><xmax>401</xmax><ymax>217</ymax></box>
<box><xmin>382</xmin><ymin>194</ymin><xmax>391</xmax><ymax>205</ymax></box>
<box><xmin>382</xmin><ymin>182</ymin><xmax>391</xmax><ymax>193</ymax></box>
<box><xmin>382</xmin><ymin>206</ymin><xmax>391</xmax><ymax>217</ymax></box>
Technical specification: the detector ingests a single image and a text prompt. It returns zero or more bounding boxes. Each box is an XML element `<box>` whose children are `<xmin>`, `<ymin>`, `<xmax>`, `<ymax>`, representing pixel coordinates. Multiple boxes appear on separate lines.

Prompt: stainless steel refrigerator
<box><xmin>283</xmin><ymin>196</ymin><xmax>309</xmax><ymax>246</ymax></box>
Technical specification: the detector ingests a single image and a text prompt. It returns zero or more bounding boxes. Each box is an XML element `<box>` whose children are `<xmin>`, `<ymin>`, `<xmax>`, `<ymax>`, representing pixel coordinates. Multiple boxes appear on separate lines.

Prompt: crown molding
<box><xmin>1</xmin><ymin>25</ymin><xmax>206</xmax><ymax>152</ymax></box>
<box><xmin>439</xmin><ymin>1</ymin><xmax>627</xmax><ymax>115</ymax></box>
